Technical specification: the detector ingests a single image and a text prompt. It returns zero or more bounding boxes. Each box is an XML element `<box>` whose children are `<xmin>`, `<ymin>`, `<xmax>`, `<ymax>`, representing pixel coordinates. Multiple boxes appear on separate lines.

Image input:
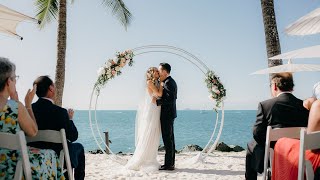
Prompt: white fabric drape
<box><xmin>251</xmin><ymin>63</ymin><xmax>320</xmax><ymax>74</ymax></box>
<box><xmin>0</xmin><ymin>4</ymin><xmax>37</xmax><ymax>39</ymax></box>
<box><xmin>285</xmin><ymin>8</ymin><xmax>320</xmax><ymax>36</ymax></box>
<box><xmin>251</xmin><ymin>45</ymin><xmax>320</xmax><ymax>74</ymax></box>
<box><xmin>269</xmin><ymin>45</ymin><xmax>320</xmax><ymax>60</ymax></box>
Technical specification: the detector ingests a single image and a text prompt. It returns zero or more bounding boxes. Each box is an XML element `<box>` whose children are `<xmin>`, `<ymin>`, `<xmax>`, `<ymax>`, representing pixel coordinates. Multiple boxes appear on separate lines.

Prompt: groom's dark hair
<box><xmin>160</xmin><ymin>63</ymin><xmax>171</xmax><ymax>73</ymax></box>
<box><xmin>33</xmin><ymin>75</ymin><xmax>53</xmax><ymax>97</ymax></box>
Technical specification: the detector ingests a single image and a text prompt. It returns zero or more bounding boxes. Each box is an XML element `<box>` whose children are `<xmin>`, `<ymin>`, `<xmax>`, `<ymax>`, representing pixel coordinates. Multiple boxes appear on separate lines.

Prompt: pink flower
<box><xmin>119</xmin><ymin>58</ymin><xmax>127</xmax><ymax>67</ymax></box>
<box><xmin>109</xmin><ymin>59</ymin><xmax>116</xmax><ymax>65</ymax></box>
<box><xmin>112</xmin><ymin>70</ymin><xmax>116</xmax><ymax>75</ymax></box>
<box><xmin>212</xmin><ymin>86</ymin><xmax>220</xmax><ymax>94</ymax></box>
<box><xmin>125</xmin><ymin>49</ymin><xmax>133</xmax><ymax>54</ymax></box>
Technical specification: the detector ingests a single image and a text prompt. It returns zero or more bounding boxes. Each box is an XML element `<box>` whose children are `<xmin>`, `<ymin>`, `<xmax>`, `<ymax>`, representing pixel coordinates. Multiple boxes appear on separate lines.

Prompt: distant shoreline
<box><xmin>75</xmin><ymin>110</ymin><xmax>255</xmax><ymax>155</ymax></box>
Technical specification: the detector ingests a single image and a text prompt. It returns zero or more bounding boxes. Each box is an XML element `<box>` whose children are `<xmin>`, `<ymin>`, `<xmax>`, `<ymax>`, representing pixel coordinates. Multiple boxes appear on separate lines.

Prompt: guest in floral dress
<box><xmin>0</xmin><ymin>57</ymin><xmax>64</xmax><ymax>179</ymax></box>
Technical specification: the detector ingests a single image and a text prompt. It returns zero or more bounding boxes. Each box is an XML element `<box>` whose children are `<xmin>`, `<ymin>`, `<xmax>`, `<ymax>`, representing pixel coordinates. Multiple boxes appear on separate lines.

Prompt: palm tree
<box><xmin>35</xmin><ymin>0</ymin><xmax>132</xmax><ymax>106</ymax></box>
<box><xmin>260</xmin><ymin>0</ymin><xmax>282</xmax><ymax>71</ymax></box>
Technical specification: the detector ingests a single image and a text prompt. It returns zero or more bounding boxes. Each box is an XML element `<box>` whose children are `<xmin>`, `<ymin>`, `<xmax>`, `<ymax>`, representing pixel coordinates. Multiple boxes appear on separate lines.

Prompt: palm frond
<box><xmin>34</xmin><ymin>0</ymin><xmax>59</xmax><ymax>29</ymax></box>
<box><xmin>102</xmin><ymin>0</ymin><xmax>132</xmax><ymax>30</ymax></box>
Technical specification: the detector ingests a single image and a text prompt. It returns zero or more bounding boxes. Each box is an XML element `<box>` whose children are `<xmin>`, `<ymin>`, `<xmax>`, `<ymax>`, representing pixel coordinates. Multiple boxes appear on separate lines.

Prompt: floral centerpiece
<box><xmin>205</xmin><ymin>70</ymin><xmax>226</xmax><ymax>109</ymax></box>
<box><xmin>94</xmin><ymin>50</ymin><xmax>134</xmax><ymax>94</ymax></box>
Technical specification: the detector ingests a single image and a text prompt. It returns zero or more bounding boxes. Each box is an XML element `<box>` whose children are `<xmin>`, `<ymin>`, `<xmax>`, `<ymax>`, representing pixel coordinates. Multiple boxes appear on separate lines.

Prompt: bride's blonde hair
<box><xmin>146</xmin><ymin>67</ymin><xmax>157</xmax><ymax>84</ymax></box>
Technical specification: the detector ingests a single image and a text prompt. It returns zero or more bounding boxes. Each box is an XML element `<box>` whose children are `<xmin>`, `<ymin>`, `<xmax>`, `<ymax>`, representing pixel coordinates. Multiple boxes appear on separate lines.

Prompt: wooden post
<box><xmin>104</xmin><ymin>131</ymin><xmax>110</xmax><ymax>154</ymax></box>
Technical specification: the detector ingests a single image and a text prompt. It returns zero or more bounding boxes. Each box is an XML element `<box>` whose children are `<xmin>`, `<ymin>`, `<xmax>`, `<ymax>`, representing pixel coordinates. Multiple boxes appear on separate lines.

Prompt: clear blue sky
<box><xmin>1</xmin><ymin>0</ymin><xmax>320</xmax><ymax>110</ymax></box>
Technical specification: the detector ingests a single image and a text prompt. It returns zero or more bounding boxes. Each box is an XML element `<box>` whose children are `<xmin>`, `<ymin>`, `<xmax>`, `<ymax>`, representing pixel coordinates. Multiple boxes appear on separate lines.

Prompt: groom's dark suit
<box><xmin>245</xmin><ymin>93</ymin><xmax>309</xmax><ymax>180</ymax></box>
<box><xmin>28</xmin><ymin>98</ymin><xmax>85</xmax><ymax>180</ymax></box>
<box><xmin>156</xmin><ymin>76</ymin><xmax>177</xmax><ymax>167</ymax></box>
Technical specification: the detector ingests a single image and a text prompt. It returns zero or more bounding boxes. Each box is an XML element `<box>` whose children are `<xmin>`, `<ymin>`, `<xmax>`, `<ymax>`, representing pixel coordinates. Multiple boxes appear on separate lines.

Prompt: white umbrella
<box><xmin>251</xmin><ymin>60</ymin><xmax>320</xmax><ymax>74</ymax></box>
<box><xmin>269</xmin><ymin>45</ymin><xmax>320</xmax><ymax>60</ymax></box>
<box><xmin>0</xmin><ymin>4</ymin><xmax>38</xmax><ymax>40</ymax></box>
<box><xmin>285</xmin><ymin>8</ymin><xmax>320</xmax><ymax>36</ymax></box>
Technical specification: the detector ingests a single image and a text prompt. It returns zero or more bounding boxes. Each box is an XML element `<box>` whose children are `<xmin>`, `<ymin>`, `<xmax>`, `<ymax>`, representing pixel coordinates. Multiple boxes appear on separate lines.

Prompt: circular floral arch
<box><xmin>89</xmin><ymin>45</ymin><xmax>226</xmax><ymax>163</ymax></box>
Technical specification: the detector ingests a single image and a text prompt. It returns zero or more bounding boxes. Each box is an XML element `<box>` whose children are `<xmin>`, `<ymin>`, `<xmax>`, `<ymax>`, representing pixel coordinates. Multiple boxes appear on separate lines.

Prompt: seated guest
<box><xmin>0</xmin><ymin>57</ymin><xmax>64</xmax><ymax>179</ymax></box>
<box><xmin>29</xmin><ymin>76</ymin><xmax>85</xmax><ymax>180</ymax></box>
<box><xmin>245</xmin><ymin>72</ymin><xmax>309</xmax><ymax>180</ymax></box>
<box><xmin>304</xmin><ymin>81</ymin><xmax>320</xmax><ymax>110</ymax></box>
<box><xmin>272</xmin><ymin>100</ymin><xmax>320</xmax><ymax>180</ymax></box>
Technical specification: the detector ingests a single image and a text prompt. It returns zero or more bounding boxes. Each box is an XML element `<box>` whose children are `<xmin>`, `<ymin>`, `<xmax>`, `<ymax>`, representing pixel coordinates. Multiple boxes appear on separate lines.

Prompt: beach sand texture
<box><xmin>85</xmin><ymin>151</ymin><xmax>265</xmax><ymax>180</ymax></box>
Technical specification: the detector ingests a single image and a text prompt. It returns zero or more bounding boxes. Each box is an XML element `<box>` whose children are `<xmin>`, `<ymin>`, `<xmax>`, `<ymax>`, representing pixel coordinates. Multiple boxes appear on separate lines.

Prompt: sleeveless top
<box><xmin>0</xmin><ymin>100</ymin><xmax>65</xmax><ymax>179</ymax></box>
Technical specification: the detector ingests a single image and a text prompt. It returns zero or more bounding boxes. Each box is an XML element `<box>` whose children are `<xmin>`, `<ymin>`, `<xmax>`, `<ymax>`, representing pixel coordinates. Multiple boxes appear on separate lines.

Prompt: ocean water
<box><xmin>72</xmin><ymin>110</ymin><xmax>257</xmax><ymax>153</ymax></box>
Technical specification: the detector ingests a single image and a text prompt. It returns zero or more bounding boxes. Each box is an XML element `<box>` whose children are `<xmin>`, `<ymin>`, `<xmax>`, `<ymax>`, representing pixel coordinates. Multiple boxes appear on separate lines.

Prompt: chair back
<box><xmin>26</xmin><ymin>129</ymin><xmax>73</xmax><ymax>180</ymax></box>
<box><xmin>263</xmin><ymin>126</ymin><xmax>303</xmax><ymax>180</ymax></box>
<box><xmin>0</xmin><ymin>131</ymin><xmax>32</xmax><ymax>180</ymax></box>
<box><xmin>298</xmin><ymin>129</ymin><xmax>320</xmax><ymax>180</ymax></box>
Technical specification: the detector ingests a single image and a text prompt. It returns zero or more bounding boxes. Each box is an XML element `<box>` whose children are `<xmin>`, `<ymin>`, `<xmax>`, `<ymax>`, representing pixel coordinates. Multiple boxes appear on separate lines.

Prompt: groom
<box><xmin>156</xmin><ymin>62</ymin><xmax>178</xmax><ymax>170</ymax></box>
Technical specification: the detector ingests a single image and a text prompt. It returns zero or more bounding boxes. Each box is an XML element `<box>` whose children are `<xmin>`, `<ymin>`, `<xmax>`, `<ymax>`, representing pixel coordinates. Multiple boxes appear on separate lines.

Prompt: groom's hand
<box><xmin>68</xmin><ymin>108</ymin><xmax>75</xmax><ymax>120</ymax></box>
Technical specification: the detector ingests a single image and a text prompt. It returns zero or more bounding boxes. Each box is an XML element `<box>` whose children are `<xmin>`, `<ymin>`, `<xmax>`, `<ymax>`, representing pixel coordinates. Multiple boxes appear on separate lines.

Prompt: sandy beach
<box><xmin>85</xmin><ymin>151</ymin><xmax>257</xmax><ymax>180</ymax></box>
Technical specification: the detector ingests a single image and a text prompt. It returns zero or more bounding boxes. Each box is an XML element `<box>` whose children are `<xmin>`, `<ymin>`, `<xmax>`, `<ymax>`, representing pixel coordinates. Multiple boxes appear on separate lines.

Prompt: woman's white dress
<box><xmin>125</xmin><ymin>84</ymin><xmax>161</xmax><ymax>172</ymax></box>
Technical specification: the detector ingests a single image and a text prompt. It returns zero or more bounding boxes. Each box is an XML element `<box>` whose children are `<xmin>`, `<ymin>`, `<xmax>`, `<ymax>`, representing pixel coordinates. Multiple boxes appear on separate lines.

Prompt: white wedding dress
<box><xmin>125</xmin><ymin>83</ymin><xmax>161</xmax><ymax>172</ymax></box>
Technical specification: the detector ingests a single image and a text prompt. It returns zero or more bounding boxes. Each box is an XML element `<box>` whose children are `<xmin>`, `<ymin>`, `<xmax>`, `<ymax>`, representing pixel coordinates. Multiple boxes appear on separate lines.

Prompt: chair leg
<box><xmin>13</xmin><ymin>161</ymin><xmax>23</xmax><ymax>180</ymax></box>
<box><xmin>267</xmin><ymin>168</ymin><xmax>271</xmax><ymax>180</ymax></box>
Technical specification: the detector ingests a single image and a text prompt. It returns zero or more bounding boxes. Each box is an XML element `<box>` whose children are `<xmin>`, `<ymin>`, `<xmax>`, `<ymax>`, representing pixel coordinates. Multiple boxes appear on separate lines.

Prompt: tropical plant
<box><xmin>35</xmin><ymin>0</ymin><xmax>132</xmax><ymax>106</ymax></box>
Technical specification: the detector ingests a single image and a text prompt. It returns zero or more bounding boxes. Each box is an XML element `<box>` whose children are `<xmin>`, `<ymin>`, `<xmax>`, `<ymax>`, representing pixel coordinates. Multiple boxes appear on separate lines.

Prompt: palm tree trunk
<box><xmin>55</xmin><ymin>0</ymin><xmax>67</xmax><ymax>106</ymax></box>
<box><xmin>260</xmin><ymin>0</ymin><xmax>282</xmax><ymax>69</ymax></box>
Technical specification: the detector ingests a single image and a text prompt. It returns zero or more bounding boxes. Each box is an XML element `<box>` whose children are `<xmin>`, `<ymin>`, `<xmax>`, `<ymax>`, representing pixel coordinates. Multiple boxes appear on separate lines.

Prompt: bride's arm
<box><xmin>147</xmin><ymin>80</ymin><xmax>163</xmax><ymax>97</ymax></box>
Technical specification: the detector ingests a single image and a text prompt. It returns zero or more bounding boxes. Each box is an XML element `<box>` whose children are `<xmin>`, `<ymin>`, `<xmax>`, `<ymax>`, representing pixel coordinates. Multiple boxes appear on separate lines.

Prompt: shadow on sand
<box><xmin>167</xmin><ymin>168</ymin><xmax>245</xmax><ymax>176</ymax></box>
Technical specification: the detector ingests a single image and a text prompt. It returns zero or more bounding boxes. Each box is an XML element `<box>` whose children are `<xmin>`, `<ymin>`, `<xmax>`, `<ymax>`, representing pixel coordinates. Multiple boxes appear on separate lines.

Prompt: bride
<box><xmin>125</xmin><ymin>67</ymin><xmax>163</xmax><ymax>172</ymax></box>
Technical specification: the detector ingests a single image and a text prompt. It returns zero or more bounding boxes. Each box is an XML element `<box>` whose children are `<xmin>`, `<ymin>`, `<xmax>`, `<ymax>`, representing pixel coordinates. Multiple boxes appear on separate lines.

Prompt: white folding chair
<box><xmin>298</xmin><ymin>129</ymin><xmax>320</xmax><ymax>180</ymax></box>
<box><xmin>26</xmin><ymin>129</ymin><xmax>73</xmax><ymax>180</ymax></box>
<box><xmin>263</xmin><ymin>126</ymin><xmax>303</xmax><ymax>180</ymax></box>
<box><xmin>0</xmin><ymin>131</ymin><xmax>32</xmax><ymax>180</ymax></box>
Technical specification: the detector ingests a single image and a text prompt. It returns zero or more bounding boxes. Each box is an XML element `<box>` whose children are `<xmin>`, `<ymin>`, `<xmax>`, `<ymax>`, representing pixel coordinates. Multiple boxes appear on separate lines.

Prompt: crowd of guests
<box><xmin>0</xmin><ymin>57</ymin><xmax>85</xmax><ymax>180</ymax></box>
<box><xmin>245</xmin><ymin>72</ymin><xmax>320</xmax><ymax>180</ymax></box>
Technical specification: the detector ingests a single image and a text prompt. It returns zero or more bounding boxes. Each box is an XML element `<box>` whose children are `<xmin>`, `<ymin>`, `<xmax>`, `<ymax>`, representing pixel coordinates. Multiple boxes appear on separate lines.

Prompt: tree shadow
<box><xmin>202</xmin><ymin>161</ymin><xmax>217</xmax><ymax>165</ymax></box>
<box><xmin>224</xmin><ymin>155</ymin><xmax>246</xmax><ymax>159</ymax></box>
